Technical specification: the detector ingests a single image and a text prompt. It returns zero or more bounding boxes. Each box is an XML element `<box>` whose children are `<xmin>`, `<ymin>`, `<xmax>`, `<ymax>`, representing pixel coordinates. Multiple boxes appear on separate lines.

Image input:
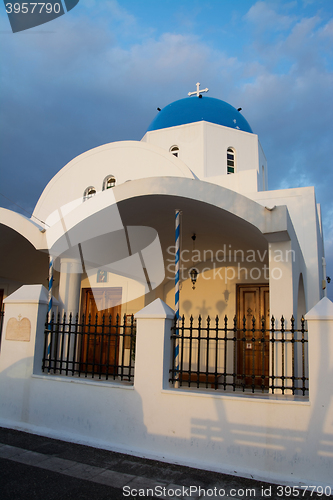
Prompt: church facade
<box><xmin>1</xmin><ymin>86</ymin><xmax>333</xmax><ymax>487</ymax></box>
<box><xmin>0</xmin><ymin>85</ymin><xmax>326</xmax><ymax>329</ymax></box>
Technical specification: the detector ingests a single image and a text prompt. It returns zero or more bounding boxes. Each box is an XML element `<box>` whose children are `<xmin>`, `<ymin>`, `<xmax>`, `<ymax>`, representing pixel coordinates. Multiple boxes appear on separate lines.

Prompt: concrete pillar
<box><xmin>305</xmin><ymin>297</ymin><xmax>333</xmax><ymax>403</ymax></box>
<box><xmin>265</xmin><ymin>240</ymin><xmax>296</xmax><ymax>392</ymax></box>
<box><xmin>58</xmin><ymin>258</ymin><xmax>82</xmax><ymax>317</ymax></box>
<box><xmin>267</xmin><ymin>240</ymin><xmax>295</xmax><ymax>322</ymax></box>
<box><xmin>304</xmin><ymin>297</ymin><xmax>333</xmax><ymax>482</ymax></box>
<box><xmin>0</xmin><ymin>285</ymin><xmax>57</xmax><ymax>425</ymax></box>
<box><xmin>134</xmin><ymin>299</ymin><xmax>175</xmax><ymax>394</ymax></box>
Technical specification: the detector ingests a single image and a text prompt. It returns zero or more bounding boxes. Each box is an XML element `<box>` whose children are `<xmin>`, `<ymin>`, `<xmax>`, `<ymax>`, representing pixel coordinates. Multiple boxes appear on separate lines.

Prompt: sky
<box><xmin>0</xmin><ymin>0</ymin><xmax>332</xmax><ymax>300</ymax></box>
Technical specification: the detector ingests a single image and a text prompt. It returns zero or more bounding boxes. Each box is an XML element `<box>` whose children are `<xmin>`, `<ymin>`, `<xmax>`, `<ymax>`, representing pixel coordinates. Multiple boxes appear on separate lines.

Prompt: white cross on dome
<box><xmin>188</xmin><ymin>82</ymin><xmax>209</xmax><ymax>97</ymax></box>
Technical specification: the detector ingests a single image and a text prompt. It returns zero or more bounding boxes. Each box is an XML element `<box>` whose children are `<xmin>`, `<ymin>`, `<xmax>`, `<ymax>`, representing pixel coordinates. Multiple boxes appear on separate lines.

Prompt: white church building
<box><xmin>0</xmin><ymin>84</ymin><xmax>326</xmax><ymax>324</ymax></box>
<box><xmin>0</xmin><ymin>85</ymin><xmax>332</xmax><ymax>488</ymax></box>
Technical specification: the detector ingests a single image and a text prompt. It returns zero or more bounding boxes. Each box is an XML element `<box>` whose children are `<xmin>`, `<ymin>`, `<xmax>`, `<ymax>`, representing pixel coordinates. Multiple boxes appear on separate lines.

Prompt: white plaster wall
<box><xmin>0</xmin><ymin>297</ymin><xmax>332</xmax><ymax>488</ymax></box>
<box><xmin>41</xmin><ymin>177</ymin><xmax>302</xmax><ymax>320</ymax></box>
<box><xmin>204</xmin><ymin>122</ymin><xmax>259</xmax><ymax>177</ymax></box>
<box><xmin>32</xmin><ymin>141</ymin><xmax>195</xmax><ymax>224</ymax></box>
<box><xmin>204</xmin><ymin>170</ymin><xmax>258</xmax><ymax>193</ymax></box>
<box><xmin>142</xmin><ymin>122</ymin><xmax>205</xmax><ymax>178</ymax></box>
<box><xmin>251</xmin><ymin>187</ymin><xmax>322</xmax><ymax>309</ymax></box>
<box><xmin>80</xmin><ymin>273</ymin><xmax>146</xmax><ymax>316</ymax></box>
<box><xmin>143</xmin><ymin>121</ymin><xmax>262</xmax><ymax>193</ymax></box>
<box><xmin>164</xmin><ymin>261</ymin><xmax>269</xmax><ymax>320</ymax></box>
<box><xmin>315</xmin><ymin>203</ymin><xmax>325</xmax><ymax>294</ymax></box>
<box><xmin>258</xmin><ymin>140</ymin><xmax>268</xmax><ymax>191</ymax></box>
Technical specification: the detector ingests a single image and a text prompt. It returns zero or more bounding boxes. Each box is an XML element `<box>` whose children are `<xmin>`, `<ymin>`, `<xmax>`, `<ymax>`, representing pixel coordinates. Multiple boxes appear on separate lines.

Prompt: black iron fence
<box><xmin>42</xmin><ymin>313</ymin><xmax>136</xmax><ymax>383</ymax></box>
<box><xmin>170</xmin><ymin>315</ymin><xmax>308</xmax><ymax>395</ymax></box>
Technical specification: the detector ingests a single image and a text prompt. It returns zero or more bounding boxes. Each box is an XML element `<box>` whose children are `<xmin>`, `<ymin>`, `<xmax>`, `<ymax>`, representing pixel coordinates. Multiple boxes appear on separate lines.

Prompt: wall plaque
<box><xmin>5</xmin><ymin>317</ymin><xmax>31</xmax><ymax>342</ymax></box>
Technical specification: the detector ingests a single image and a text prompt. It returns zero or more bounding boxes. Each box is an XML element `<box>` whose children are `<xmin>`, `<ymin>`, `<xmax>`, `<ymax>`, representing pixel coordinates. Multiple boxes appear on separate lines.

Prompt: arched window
<box><xmin>227</xmin><ymin>148</ymin><xmax>235</xmax><ymax>174</ymax></box>
<box><xmin>102</xmin><ymin>175</ymin><xmax>116</xmax><ymax>190</ymax></box>
<box><xmin>170</xmin><ymin>145</ymin><xmax>179</xmax><ymax>158</ymax></box>
<box><xmin>83</xmin><ymin>186</ymin><xmax>96</xmax><ymax>201</ymax></box>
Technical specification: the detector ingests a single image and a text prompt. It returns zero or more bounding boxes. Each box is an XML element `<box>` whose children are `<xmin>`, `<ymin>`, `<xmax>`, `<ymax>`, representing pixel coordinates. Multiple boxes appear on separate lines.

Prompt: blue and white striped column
<box><xmin>174</xmin><ymin>210</ymin><xmax>181</xmax><ymax>384</ymax></box>
<box><xmin>48</xmin><ymin>254</ymin><xmax>54</xmax><ymax>323</ymax></box>
<box><xmin>47</xmin><ymin>254</ymin><xmax>54</xmax><ymax>356</ymax></box>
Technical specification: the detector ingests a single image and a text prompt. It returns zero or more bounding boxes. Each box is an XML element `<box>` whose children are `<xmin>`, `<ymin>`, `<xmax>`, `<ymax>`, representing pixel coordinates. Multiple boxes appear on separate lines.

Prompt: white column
<box><xmin>306</xmin><ymin>297</ymin><xmax>333</xmax><ymax>404</ymax></box>
<box><xmin>134</xmin><ymin>299</ymin><xmax>175</xmax><ymax>393</ymax></box>
<box><xmin>267</xmin><ymin>240</ymin><xmax>295</xmax><ymax>393</ymax></box>
<box><xmin>304</xmin><ymin>297</ymin><xmax>333</xmax><ymax>484</ymax></box>
<box><xmin>0</xmin><ymin>285</ymin><xmax>51</xmax><ymax>426</ymax></box>
<box><xmin>58</xmin><ymin>258</ymin><xmax>82</xmax><ymax>317</ymax></box>
<box><xmin>268</xmin><ymin>240</ymin><xmax>295</xmax><ymax>321</ymax></box>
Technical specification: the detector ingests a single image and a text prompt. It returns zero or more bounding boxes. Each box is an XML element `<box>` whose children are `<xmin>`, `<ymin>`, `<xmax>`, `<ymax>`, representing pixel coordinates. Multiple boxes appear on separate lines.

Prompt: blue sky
<box><xmin>0</xmin><ymin>0</ymin><xmax>332</xmax><ymax>299</ymax></box>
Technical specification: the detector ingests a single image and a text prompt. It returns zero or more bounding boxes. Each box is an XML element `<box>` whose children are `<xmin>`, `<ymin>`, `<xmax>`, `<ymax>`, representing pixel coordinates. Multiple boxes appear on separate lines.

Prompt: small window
<box><xmin>227</xmin><ymin>148</ymin><xmax>235</xmax><ymax>174</ymax></box>
<box><xmin>83</xmin><ymin>186</ymin><xmax>96</xmax><ymax>201</ymax></box>
<box><xmin>103</xmin><ymin>175</ymin><xmax>116</xmax><ymax>190</ymax></box>
<box><xmin>170</xmin><ymin>145</ymin><xmax>179</xmax><ymax>158</ymax></box>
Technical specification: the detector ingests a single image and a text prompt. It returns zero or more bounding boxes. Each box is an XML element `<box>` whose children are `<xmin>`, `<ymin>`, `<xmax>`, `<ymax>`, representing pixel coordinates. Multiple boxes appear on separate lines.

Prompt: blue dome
<box><xmin>146</xmin><ymin>96</ymin><xmax>253</xmax><ymax>133</ymax></box>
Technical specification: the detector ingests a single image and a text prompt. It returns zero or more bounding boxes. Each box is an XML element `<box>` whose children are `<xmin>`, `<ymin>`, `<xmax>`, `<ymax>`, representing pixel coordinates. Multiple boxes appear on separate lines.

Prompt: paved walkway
<box><xmin>0</xmin><ymin>427</ymin><xmax>330</xmax><ymax>499</ymax></box>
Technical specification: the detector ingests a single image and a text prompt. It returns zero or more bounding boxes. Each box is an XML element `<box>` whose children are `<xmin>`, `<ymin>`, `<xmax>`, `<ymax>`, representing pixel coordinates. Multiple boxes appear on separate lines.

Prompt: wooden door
<box><xmin>0</xmin><ymin>289</ymin><xmax>3</xmax><ymax>341</ymax></box>
<box><xmin>237</xmin><ymin>285</ymin><xmax>269</xmax><ymax>388</ymax></box>
<box><xmin>81</xmin><ymin>288</ymin><xmax>122</xmax><ymax>374</ymax></box>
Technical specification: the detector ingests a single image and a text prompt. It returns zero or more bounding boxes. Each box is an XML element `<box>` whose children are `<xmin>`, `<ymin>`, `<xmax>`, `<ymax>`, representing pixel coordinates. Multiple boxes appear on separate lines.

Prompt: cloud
<box><xmin>245</xmin><ymin>1</ymin><xmax>295</xmax><ymax>32</ymax></box>
<box><xmin>0</xmin><ymin>0</ymin><xmax>332</xmax><ymax>295</ymax></box>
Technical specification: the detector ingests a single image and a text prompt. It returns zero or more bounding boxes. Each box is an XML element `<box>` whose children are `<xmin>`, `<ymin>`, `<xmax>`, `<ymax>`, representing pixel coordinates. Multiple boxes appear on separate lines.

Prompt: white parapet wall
<box><xmin>0</xmin><ymin>290</ymin><xmax>332</xmax><ymax>488</ymax></box>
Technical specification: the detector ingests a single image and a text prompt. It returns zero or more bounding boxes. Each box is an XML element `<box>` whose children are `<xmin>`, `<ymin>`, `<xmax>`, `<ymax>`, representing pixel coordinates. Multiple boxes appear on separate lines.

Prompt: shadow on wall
<box><xmin>0</xmin><ymin>356</ymin><xmax>148</xmax><ymax>452</ymax></box>
<box><xmin>187</xmin><ymin>320</ymin><xmax>333</xmax><ymax>482</ymax></box>
<box><xmin>0</xmin><ymin>301</ymin><xmax>332</xmax><ymax>488</ymax></box>
<box><xmin>181</xmin><ymin>300</ymin><xmax>228</xmax><ymax>318</ymax></box>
